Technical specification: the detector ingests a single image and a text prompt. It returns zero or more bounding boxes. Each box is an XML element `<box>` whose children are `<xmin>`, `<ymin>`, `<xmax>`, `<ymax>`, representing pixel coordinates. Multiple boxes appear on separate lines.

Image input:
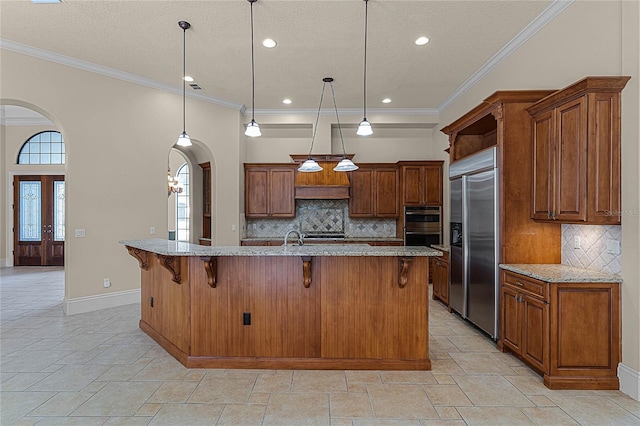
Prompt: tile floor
<box><xmin>1</xmin><ymin>266</ymin><xmax>639</xmax><ymax>425</ymax></box>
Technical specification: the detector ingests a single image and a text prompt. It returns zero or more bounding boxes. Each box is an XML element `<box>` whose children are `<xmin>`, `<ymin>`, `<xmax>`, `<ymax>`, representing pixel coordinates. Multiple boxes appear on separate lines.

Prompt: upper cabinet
<box><xmin>399</xmin><ymin>161</ymin><xmax>444</xmax><ymax>207</ymax></box>
<box><xmin>348</xmin><ymin>164</ymin><xmax>399</xmax><ymax>218</ymax></box>
<box><xmin>527</xmin><ymin>77</ymin><xmax>630</xmax><ymax>224</ymax></box>
<box><xmin>244</xmin><ymin>164</ymin><xmax>296</xmax><ymax>218</ymax></box>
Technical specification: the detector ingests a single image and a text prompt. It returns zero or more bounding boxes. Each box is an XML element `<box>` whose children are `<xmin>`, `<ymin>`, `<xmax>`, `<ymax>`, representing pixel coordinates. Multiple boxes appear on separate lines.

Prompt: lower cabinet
<box><xmin>499</xmin><ymin>270</ymin><xmax>621</xmax><ymax>389</ymax></box>
<box><xmin>431</xmin><ymin>252</ymin><xmax>449</xmax><ymax>306</ymax></box>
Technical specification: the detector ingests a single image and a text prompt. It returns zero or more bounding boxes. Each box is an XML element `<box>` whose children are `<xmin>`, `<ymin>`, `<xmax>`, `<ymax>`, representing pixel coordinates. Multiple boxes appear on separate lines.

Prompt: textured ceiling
<box><xmin>1</xmin><ymin>0</ymin><xmax>552</xmax><ymax>113</ymax></box>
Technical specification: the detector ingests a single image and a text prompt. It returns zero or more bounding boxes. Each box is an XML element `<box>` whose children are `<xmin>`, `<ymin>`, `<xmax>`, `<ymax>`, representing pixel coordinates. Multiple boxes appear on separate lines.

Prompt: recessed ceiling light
<box><xmin>262</xmin><ymin>39</ymin><xmax>277</xmax><ymax>48</ymax></box>
<box><xmin>183</xmin><ymin>76</ymin><xmax>194</xmax><ymax>82</ymax></box>
<box><xmin>415</xmin><ymin>36</ymin><xmax>430</xmax><ymax>46</ymax></box>
<box><xmin>282</xmin><ymin>99</ymin><xmax>292</xmax><ymax>104</ymax></box>
<box><xmin>382</xmin><ymin>98</ymin><xmax>392</xmax><ymax>104</ymax></box>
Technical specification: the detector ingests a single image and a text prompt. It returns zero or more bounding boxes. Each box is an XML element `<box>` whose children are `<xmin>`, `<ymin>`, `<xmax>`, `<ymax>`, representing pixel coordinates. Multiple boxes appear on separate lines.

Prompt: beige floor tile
<box><xmin>104</xmin><ymin>417</ymin><xmax>155</xmax><ymax>425</ymax></box>
<box><xmin>149</xmin><ymin>403</ymin><xmax>224</xmax><ymax>426</ymax></box>
<box><xmin>367</xmin><ymin>384</ymin><xmax>438</xmax><ymax>419</ymax></box>
<box><xmin>135</xmin><ymin>403</ymin><xmax>163</xmax><ymax>416</ymax></box>
<box><xmin>11</xmin><ymin>417</ymin><xmax>43</xmax><ymax>426</ymax></box>
<box><xmin>253</xmin><ymin>370</ymin><xmax>293</xmax><ymax>393</ymax></box>
<box><xmin>448</xmin><ymin>335</ymin><xmax>500</xmax><ymax>352</ymax></box>
<box><xmin>188</xmin><ymin>375</ymin><xmax>256</xmax><ymax>404</ymax></box>
<box><xmin>352</xmin><ymin>419</ymin><xmax>422</xmax><ymax>425</ymax></box>
<box><xmin>97</xmin><ymin>364</ymin><xmax>147</xmax><ymax>381</ymax></box>
<box><xmin>456</xmin><ymin>406</ymin><xmax>534</xmax><ymax>424</ymax></box>
<box><xmin>432</xmin><ymin>374</ymin><xmax>456</xmax><ymax>385</ymax></box>
<box><xmin>449</xmin><ymin>352</ymin><xmax>517</xmax><ymax>375</ymax></box>
<box><xmin>147</xmin><ymin>380</ymin><xmax>198</xmax><ymax>403</ymax></box>
<box><xmin>546</xmin><ymin>395</ymin><xmax>640</xmax><ymax>425</ymax></box>
<box><xmin>434</xmin><ymin>406</ymin><xmax>462</xmax><ymax>419</ymax></box>
<box><xmin>72</xmin><ymin>381</ymin><xmax>162</xmax><ymax>416</ymax></box>
<box><xmin>134</xmin><ymin>357</ymin><xmax>191</xmax><ymax>381</ymax></box>
<box><xmin>379</xmin><ymin>371</ymin><xmax>437</xmax><ymax>384</ymax></box>
<box><xmin>293</xmin><ymin>370</ymin><xmax>348</xmax><ymax>392</ymax></box>
<box><xmin>504</xmin><ymin>374</ymin><xmax>552</xmax><ymax>396</ymax></box>
<box><xmin>329</xmin><ymin>418</ymin><xmax>354</xmax><ymax>426</ymax></box>
<box><xmin>263</xmin><ymin>392</ymin><xmax>330</xmax><ymax>425</ymax></box>
<box><xmin>83</xmin><ymin>380</ymin><xmax>109</xmax><ymax>392</ymax></box>
<box><xmin>0</xmin><ymin>391</ymin><xmax>56</xmax><ymax>425</ymax></box>
<box><xmin>27</xmin><ymin>364</ymin><xmax>111</xmax><ymax>391</ymax></box>
<box><xmin>521</xmin><ymin>407</ymin><xmax>580</xmax><ymax>425</ymax></box>
<box><xmin>28</xmin><ymin>416</ymin><xmax>110</xmax><ymax>425</ymax></box>
<box><xmin>217</xmin><ymin>404</ymin><xmax>266</xmax><ymax>425</ymax></box>
<box><xmin>348</xmin><ymin>383</ymin><xmax>368</xmax><ymax>393</ymax></box>
<box><xmin>453</xmin><ymin>375</ymin><xmax>533</xmax><ymax>407</ymax></box>
<box><xmin>330</xmin><ymin>392</ymin><xmax>373</xmax><ymax>418</ymax></box>
<box><xmin>248</xmin><ymin>392</ymin><xmax>270</xmax><ymax>404</ymax></box>
<box><xmin>527</xmin><ymin>395</ymin><xmax>556</xmax><ymax>406</ymax></box>
<box><xmin>0</xmin><ymin>372</ymin><xmax>50</xmax><ymax>391</ymax></box>
<box><xmin>184</xmin><ymin>369</ymin><xmax>207</xmax><ymax>381</ymax></box>
<box><xmin>30</xmin><ymin>391</ymin><xmax>95</xmax><ymax>416</ymax></box>
<box><xmin>0</xmin><ymin>349</ymin><xmax>70</xmax><ymax>373</ymax></box>
<box><xmin>346</xmin><ymin>370</ymin><xmax>382</xmax><ymax>384</ymax></box>
<box><xmin>88</xmin><ymin>344</ymin><xmax>152</xmax><ymax>365</ymax></box>
<box><xmin>608</xmin><ymin>395</ymin><xmax>640</xmax><ymax>417</ymax></box>
<box><xmin>424</xmin><ymin>384</ymin><xmax>473</xmax><ymax>406</ymax></box>
<box><xmin>430</xmin><ymin>359</ymin><xmax>465</xmax><ymax>375</ymax></box>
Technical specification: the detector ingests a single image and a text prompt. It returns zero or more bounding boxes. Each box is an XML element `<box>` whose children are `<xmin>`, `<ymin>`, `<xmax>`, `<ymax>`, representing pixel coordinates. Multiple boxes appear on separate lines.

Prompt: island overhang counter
<box><xmin>121</xmin><ymin>239</ymin><xmax>442</xmax><ymax>370</ymax></box>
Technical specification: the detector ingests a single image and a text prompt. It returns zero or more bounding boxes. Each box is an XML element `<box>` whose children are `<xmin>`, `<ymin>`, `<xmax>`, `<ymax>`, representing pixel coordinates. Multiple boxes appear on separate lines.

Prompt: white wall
<box><xmin>435</xmin><ymin>0</ymin><xmax>639</xmax><ymax>398</ymax></box>
<box><xmin>1</xmin><ymin>50</ymin><xmax>242</xmax><ymax>306</ymax></box>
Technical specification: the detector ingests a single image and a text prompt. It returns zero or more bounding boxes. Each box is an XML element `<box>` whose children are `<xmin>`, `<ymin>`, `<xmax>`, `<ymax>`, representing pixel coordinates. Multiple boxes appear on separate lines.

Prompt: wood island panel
<box><xmin>130</xmin><ymin>248</ymin><xmax>431</xmax><ymax>370</ymax></box>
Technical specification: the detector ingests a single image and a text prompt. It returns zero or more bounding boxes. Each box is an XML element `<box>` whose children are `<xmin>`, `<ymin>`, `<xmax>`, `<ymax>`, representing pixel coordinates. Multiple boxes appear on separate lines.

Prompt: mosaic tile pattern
<box><xmin>246</xmin><ymin>200</ymin><xmax>396</xmax><ymax>238</ymax></box>
<box><xmin>562</xmin><ymin>224</ymin><xmax>622</xmax><ymax>275</ymax></box>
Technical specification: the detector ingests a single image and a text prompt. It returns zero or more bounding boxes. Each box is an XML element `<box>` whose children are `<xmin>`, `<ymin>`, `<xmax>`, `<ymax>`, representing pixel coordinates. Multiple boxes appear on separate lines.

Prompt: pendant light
<box><xmin>244</xmin><ymin>0</ymin><xmax>261</xmax><ymax>137</ymax></box>
<box><xmin>356</xmin><ymin>0</ymin><xmax>373</xmax><ymax>137</ymax></box>
<box><xmin>327</xmin><ymin>79</ymin><xmax>358</xmax><ymax>172</ymax></box>
<box><xmin>176</xmin><ymin>20</ymin><xmax>192</xmax><ymax>147</ymax></box>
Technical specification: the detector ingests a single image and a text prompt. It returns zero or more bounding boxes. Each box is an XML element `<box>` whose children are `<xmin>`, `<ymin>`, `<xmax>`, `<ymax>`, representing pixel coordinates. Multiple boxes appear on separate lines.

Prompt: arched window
<box><xmin>17</xmin><ymin>131</ymin><xmax>65</xmax><ymax>165</ymax></box>
<box><xmin>176</xmin><ymin>163</ymin><xmax>190</xmax><ymax>241</ymax></box>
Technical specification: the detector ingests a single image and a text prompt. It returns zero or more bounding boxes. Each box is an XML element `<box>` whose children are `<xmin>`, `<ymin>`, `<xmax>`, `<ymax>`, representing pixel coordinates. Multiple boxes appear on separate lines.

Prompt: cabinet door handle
<box><xmin>514</xmin><ymin>294</ymin><xmax>519</xmax><ymax>302</ymax></box>
<box><xmin>547</xmin><ymin>210</ymin><xmax>551</xmax><ymax>219</ymax></box>
<box><xmin>551</xmin><ymin>211</ymin><xmax>557</xmax><ymax>220</ymax></box>
<box><xmin>515</xmin><ymin>281</ymin><xmax>523</xmax><ymax>287</ymax></box>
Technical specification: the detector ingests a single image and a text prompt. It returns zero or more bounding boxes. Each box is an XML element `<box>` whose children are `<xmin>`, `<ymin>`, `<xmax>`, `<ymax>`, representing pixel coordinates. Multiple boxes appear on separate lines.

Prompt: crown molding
<box><xmin>437</xmin><ymin>0</ymin><xmax>574</xmax><ymax>112</ymax></box>
<box><xmin>249</xmin><ymin>108</ymin><xmax>440</xmax><ymax>117</ymax></box>
<box><xmin>0</xmin><ymin>39</ymin><xmax>244</xmax><ymax>111</ymax></box>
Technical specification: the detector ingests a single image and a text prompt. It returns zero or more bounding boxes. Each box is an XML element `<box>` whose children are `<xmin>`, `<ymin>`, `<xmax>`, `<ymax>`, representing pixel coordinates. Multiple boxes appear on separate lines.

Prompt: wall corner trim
<box><xmin>619</xmin><ymin>362</ymin><xmax>640</xmax><ymax>401</ymax></box>
<box><xmin>63</xmin><ymin>289</ymin><xmax>140</xmax><ymax>316</ymax></box>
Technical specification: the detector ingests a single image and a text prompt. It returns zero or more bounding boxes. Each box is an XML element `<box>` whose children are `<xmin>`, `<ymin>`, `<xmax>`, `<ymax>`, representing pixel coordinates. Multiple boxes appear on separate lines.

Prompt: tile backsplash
<box><xmin>245</xmin><ymin>200</ymin><xmax>397</xmax><ymax>239</ymax></box>
<box><xmin>562</xmin><ymin>224</ymin><xmax>621</xmax><ymax>275</ymax></box>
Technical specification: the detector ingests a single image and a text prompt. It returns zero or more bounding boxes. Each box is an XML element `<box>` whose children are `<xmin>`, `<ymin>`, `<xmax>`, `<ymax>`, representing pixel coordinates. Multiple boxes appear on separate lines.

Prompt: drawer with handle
<box><xmin>502</xmin><ymin>271</ymin><xmax>547</xmax><ymax>300</ymax></box>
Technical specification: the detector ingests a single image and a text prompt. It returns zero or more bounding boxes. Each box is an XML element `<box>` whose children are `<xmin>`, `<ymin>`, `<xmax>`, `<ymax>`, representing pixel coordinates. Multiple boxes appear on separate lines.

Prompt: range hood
<box><xmin>290</xmin><ymin>154</ymin><xmax>352</xmax><ymax>199</ymax></box>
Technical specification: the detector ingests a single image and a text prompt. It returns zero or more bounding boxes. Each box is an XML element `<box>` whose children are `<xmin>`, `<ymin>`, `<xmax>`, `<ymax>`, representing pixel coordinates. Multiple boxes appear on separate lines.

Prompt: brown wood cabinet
<box><xmin>527</xmin><ymin>76</ymin><xmax>630</xmax><ymax>224</ymax></box>
<box><xmin>442</xmin><ymin>91</ymin><xmax>562</xmax><ymax>265</ymax></box>
<box><xmin>349</xmin><ymin>164</ymin><xmax>399</xmax><ymax>218</ymax></box>
<box><xmin>244</xmin><ymin>164</ymin><xmax>296</xmax><ymax>218</ymax></box>
<box><xmin>431</xmin><ymin>251</ymin><xmax>449</xmax><ymax>306</ymax></box>
<box><xmin>199</xmin><ymin>162</ymin><xmax>211</xmax><ymax>240</ymax></box>
<box><xmin>399</xmin><ymin>162</ymin><xmax>443</xmax><ymax>207</ymax></box>
<box><xmin>499</xmin><ymin>269</ymin><xmax>621</xmax><ymax>390</ymax></box>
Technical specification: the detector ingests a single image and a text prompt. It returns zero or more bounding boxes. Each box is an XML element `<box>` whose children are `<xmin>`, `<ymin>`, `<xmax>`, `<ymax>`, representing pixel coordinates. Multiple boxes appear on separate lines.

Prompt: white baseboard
<box><xmin>619</xmin><ymin>362</ymin><xmax>640</xmax><ymax>401</ymax></box>
<box><xmin>63</xmin><ymin>288</ymin><xmax>140</xmax><ymax>315</ymax></box>
<box><xmin>0</xmin><ymin>258</ymin><xmax>12</xmax><ymax>267</ymax></box>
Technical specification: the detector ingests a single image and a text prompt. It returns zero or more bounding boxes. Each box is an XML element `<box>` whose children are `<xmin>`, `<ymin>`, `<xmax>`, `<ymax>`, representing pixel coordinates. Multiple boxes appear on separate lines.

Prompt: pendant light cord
<box><xmin>182</xmin><ymin>25</ymin><xmax>187</xmax><ymax>133</ymax></box>
<box><xmin>308</xmin><ymin>82</ymin><xmax>327</xmax><ymax>157</ymax></box>
<box><xmin>250</xmin><ymin>0</ymin><xmax>256</xmax><ymax>121</ymax></box>
<box><xmin>328</xmin><ymin>82</ymin><xmax>347</xmax><ymax>159</ymax></box>
<box><xmin>362</xmin><ymin>0</ymin><xmax>368</xmax><ymax>120</ymax></box>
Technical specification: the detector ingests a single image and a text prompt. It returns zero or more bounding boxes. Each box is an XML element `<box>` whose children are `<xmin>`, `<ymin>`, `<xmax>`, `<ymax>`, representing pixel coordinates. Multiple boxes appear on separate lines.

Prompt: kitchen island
<box><xmin>121</xmin><ymin>239</ymin><xmax>441</xmax><ymax>370</ymax></box>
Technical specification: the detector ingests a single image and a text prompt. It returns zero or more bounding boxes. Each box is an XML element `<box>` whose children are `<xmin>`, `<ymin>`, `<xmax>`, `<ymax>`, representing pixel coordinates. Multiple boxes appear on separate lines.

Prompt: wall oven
<box><xmin>404</xmin><ymin>206</ymin><xmax>442</xmax><ymax>246</ymax></box>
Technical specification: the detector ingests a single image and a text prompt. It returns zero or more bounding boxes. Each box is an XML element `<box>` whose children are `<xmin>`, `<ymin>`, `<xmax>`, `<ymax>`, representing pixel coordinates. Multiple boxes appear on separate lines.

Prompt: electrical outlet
<box><xmin>243</xmin><ymin>312</ymin><xmax>251</xmax><ymax>325</ymax></box>
<box><xmin>573</xmin><ymin>236</ymin><xmax>581</xmax><ymax>249</ymax></box>
<box><xmin>606</xmin><ymin>239</ymin><xmax>620</xmax><ymax>255</ymax></box>
<box><xmin>75</xmin><ymin>228</ymin><xmax>86</xmax><ymax>238</ymax></box>
<box><xmin>149</xmin><ymin>226</ymin><xmax>156</xmax><ymax>235</ymax></box>
<box><xmin>232</xmin><ymin>224</ymin><xmax>237</xmax><ymax>232</ymax></box>
<box><xmin>103</xmin><ymin>278</ymin><xmax>111</xmax><ymax>288</ymax></box>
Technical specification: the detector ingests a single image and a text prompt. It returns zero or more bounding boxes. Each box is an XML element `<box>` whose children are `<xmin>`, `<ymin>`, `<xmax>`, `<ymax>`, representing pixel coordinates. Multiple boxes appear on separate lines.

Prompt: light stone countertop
<box><xmin>121</xmin><ymin>239</ymin><xmax>442</xmax><ymax>257</ymax></box>
<box><xmin>431</xmin><ymin>244</ymin><xmax>450</xmax><ymax>253</ymax></box>
<box><xmin>499</xmin><ymin>264</ymin><xmax>622</xmax><ymax>283</ymax></box>
<box><xmin>241</xmin><ymin>237</ymin><xmax>405</xmax><ymax>243</ymax></box>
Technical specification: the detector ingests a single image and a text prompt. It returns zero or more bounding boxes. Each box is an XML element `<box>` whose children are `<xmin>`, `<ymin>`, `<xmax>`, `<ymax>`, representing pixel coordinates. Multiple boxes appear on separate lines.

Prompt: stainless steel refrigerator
<box><xmin>449</xmin><ymin>147</ymin><xmax>499</xmax><ymax>339</ymax></box>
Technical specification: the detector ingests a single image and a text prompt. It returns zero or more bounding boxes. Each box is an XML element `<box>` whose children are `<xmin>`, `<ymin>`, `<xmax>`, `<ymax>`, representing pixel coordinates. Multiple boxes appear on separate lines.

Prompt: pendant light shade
<box><xmin>177</xmin><ymin>20</ymin><xmax>192</xmax><ymax>147</ymax></box>
<box><xmin>298</xmin><ymin>159</ymin><xmax>323</xmax><ymax>172</ymax></box>
<box><xmin>357</xmin><ymin>0</ymin><xmax>373</xmax><ymax>137</ymax></box>
<box><xmin>245</xmin><ymin>0</ymin><xmax>261</xmax><ymax>137</ymax></box>
<box><xmin>334</xmin><ymin>158</ymin><xmax>358</xmax><ymax>172</ymax></box>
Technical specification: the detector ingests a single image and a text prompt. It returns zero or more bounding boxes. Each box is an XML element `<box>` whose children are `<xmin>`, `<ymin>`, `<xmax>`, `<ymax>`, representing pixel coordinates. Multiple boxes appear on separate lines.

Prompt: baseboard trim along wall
<box><xmin>63</xmin><ymin>289</ymin><xmax>141</xmax><ymax>315</ymax></box>
<box><xmin>0</xmin><ymin>258</ymin><xmax>11</xmax><ymax>267</ymax></box>
<box><xmin>619</xmin><ymin>362</ymin><xmax>640</xmax><ymax>401</ymax></box>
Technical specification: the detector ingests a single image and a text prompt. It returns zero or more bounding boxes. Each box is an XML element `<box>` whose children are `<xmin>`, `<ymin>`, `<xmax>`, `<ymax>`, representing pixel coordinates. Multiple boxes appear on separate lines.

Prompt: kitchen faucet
<box><xmin>284</xmin><ymin>230</ymin><xmax>304</xmax><ymax>247</ymax></box>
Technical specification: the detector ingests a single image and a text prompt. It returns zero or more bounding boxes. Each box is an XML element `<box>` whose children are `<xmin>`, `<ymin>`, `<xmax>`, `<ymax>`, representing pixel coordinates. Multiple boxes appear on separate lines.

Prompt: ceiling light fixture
<box><xmin>415</xmin><ymin>36</ymin><xmax>430</xmax><ymax>46</ymax></box>
<box><xmin>382</xmin><ymin>98</ymin><xmax>391</xmax><ymax>104</ymax></box>
<box><xmin>282</xmin><ymin>99</ymin><xmax>292</xmax><ymax>104</ymax></box>
<box><xmin>176</xmin><ymin>20</ymin><xmax>192</xmax><ymax>147</ymax></box>
<box><xmin>245</xmin><ymin>0</ymin><xmax>261</xmax><ymax>137</ymax></box>
<box><xmin>183</xmin><ymin>76</ymin><xmax>194</xmax><ymax>82</ymax></box>
<box><xmin>262</xmin><ymin>38</ymin><xmax>277</xmax><ymax>48</ymax></box>
<box><xmin>298</xmin><ymin>78</ymin><xmax>330</xmax><ymax>173</ymax></box>
<box><xmin>327</xmin><ymin>79</ymin><xmax>358</xmax><ymax>172</ymax></box>
<box><xmin>357</xmin><ymin>0</ymin><xmax>373</xmax><ymax>137</ymax></box>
